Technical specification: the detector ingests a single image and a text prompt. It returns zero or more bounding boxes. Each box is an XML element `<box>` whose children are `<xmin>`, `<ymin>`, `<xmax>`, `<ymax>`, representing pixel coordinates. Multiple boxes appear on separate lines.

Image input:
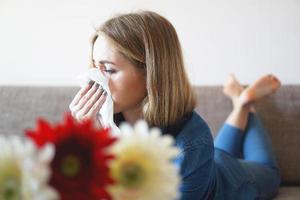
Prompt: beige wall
<box><xmin>0</xmin><ymin>0</ymin><xmax>299</xmax><ymax>86</ymax></box>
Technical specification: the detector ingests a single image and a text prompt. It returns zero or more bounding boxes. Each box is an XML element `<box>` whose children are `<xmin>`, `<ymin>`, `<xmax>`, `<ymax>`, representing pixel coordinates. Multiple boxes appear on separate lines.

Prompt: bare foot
<box><xmin>223</xmin><ymin>74</ymin><xmax>245</xmax><ymax>108</ymax></box>
<box><xmin>239</xmin><ymin>74</ymin><xmax>281</xmax><ymax>106</ymax></box>
<box><xmin>223</xmin><ymin>74</ymin><xmax>244</xmax><ymax>99</ymax></box>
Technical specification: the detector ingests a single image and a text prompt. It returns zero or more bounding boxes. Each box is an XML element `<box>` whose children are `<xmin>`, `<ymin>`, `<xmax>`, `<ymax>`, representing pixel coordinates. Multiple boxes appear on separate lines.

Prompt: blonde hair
<box><xmin>90</xmin><ymin>11</ymin><xmax>196</xmax><ymax>127</ymax></box>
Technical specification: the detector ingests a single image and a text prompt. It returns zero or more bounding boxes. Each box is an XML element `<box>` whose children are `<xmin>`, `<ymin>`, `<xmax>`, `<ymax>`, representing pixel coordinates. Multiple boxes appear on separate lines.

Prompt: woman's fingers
<box><xmin>78</xmin><ymin>86</ymin><xmax>104</xmax><ymax>116</ymax></box>
<box><xmin>69</xmin><ymin>80</ymin><xmax>107</xmax><ymax>129</ymax></box>
<box><xmin>69</xmin><ymin>81</ymin><xmax>93</xmax><ymax>109</ymax></box>
<box><xmin>85</xmin><ymin>92</ymin><xmax>107</xmax><ymax>118</ymax></box>
<box><xmin>72</xmin><ymin>82</ymin><xmax>100</xmax><ymax>113</ymax></box>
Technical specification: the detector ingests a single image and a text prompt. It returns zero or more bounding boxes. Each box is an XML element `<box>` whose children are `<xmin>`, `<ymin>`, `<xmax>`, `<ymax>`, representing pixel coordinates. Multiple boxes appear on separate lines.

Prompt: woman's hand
<box><xmin>69</xmin><ymin>81</ymin><xmax>107</xmax><ymax>128</ymax></box>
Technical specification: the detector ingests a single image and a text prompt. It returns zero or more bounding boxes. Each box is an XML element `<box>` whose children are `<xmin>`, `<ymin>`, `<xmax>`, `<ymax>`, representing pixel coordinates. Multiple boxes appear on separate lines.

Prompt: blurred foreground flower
<box><xmin>0</xmin><ymin>135</ymin><xmax>58</xmax><ymax>200</ymax></box>
<box><xmin>26</xmin><ymin>113</ymin><xmax>117</xmax><ymax>200</ymax></box>
<box><xmin>109</xmin><ymin>120</ymin><xmax>181</xmax><ymax>200</ymax></box>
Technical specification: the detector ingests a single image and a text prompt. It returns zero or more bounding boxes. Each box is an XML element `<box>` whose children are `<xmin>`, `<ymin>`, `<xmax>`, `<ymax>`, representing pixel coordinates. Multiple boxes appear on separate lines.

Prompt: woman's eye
<box><xmin>103</xmin><ymin>69</ymin><xmax>116</xmax><ymax>74</ymax></box>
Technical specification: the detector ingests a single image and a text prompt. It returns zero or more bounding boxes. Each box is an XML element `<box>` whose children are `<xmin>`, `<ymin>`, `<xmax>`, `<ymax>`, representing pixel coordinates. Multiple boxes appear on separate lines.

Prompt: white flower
<box><xmin>0</xmin><ymin>135</ymin><xmax>58</xmax><ymax>200</ymax></box>
<box><xmin>109</xmin><ymin>120</ymin><xmax>181</xmax><ymax>200</ymax></box>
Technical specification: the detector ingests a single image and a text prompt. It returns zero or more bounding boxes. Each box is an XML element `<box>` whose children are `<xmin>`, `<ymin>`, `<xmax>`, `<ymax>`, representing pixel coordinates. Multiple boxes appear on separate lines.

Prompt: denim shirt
<box><xmin>172</xmin><ymin>111</ymin><xmax>216</xmax><ymax>200</ymax></box>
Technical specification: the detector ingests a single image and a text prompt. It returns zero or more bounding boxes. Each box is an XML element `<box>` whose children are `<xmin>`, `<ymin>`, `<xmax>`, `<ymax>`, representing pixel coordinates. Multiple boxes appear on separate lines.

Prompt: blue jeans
<box><xmin>214</xmin><ymin>113</ymin><xmax>281</xmax><ymax>199</ymax></box>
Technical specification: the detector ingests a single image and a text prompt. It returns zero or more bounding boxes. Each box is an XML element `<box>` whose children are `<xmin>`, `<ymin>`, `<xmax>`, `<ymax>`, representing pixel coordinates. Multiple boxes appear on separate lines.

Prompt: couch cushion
<box><xmin>1</xmin><ymin>85</ymin><xmax>300</xmax><ymax>185</ymax></box>
<box><xmin>274</xmin><ymin>187</ymin><xmax>300</xmax><ymax>200</ymax></box>
<box><xmin>194</xmin><ymin>85</ymin><xmax>300</xmax><ymax>185</ymax></box>
<box><xmin>0</xmin><ymin>86</ymin><xmax>77</xmax><ymax>136</ymax></box>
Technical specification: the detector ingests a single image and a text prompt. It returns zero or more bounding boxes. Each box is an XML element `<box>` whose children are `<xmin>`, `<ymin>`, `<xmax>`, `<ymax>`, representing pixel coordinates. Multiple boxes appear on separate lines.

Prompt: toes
<box><xmin>272</xmin><ymin>76</ymin><xmax>281</xmax><ymax>85</ymax></box>
<box><xmin>271</xmin><ymin>76</ymin><xmax>281</xmax><ymax>91</ymax></box>
<box><xmin>230</xmin><ymin>74</ymin><xmax>238</xmax><ymax>83</ymax></box>
<box><xmin>267</xmin><ymin>74</ymin><xmax>281</xmax><ymax>91</ymax></box>
<box><xmin>227</xmin><ymin>74</ymin><xmax>239</xmax><ymax>84</ymax></box>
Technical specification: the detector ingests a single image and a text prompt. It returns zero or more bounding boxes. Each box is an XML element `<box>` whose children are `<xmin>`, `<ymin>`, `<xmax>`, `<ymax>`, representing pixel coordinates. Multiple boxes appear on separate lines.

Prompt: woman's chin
<box><xmin>113</xmin><ymin>105</ymin><xmax>121</xmax><ymax>114</ymax></box>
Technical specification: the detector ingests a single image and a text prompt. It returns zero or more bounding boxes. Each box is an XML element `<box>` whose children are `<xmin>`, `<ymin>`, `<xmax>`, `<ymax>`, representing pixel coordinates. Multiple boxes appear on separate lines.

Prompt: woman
<box><xmin>69</xmin><ymin>11</ymin><xmax>281</xmax><ymax>199</ymax></box>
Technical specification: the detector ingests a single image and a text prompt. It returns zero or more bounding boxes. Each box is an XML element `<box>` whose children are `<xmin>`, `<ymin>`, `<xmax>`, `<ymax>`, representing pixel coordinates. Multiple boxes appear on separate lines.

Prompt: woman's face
<box><xmin>92</xmin><ymin>35</ymin><xmax>147</xmax><ymax>114</ymax></box>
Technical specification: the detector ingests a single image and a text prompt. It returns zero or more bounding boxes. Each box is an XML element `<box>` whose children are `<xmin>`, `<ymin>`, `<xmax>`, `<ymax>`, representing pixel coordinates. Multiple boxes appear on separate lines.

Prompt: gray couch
<box><xmin>1</xmin><ymin>85</ymin><xmax>299</xmax><ymax>199</ymax></box>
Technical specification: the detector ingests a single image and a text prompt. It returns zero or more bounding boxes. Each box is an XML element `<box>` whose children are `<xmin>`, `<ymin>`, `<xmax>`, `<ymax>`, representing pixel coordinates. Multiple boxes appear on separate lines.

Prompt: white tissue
<box><xmin>77</xmin><ymin>68</ymin><xmax>121</xmax><ymax>136</ymax></box>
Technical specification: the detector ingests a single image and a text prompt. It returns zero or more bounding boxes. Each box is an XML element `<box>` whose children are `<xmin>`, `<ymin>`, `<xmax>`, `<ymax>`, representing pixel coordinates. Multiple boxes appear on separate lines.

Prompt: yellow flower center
<box><xmin>2</xmin><ymin>178</ymin><xmax>21</xmax><ymax>200</ymax></box>
<box><xmin>120</xmin><ymin>162</ymin><xmax>144</xmax><ymax>188</ymax></box>
<box><xmin>60</xmin><ymin>155</ymin><xmax>81</xmax><ymax>177</ymax></box>
<box><xmin>0</xmin><ymin>162</ymin><xmax>21</xmax><ymax>200</ymax></box>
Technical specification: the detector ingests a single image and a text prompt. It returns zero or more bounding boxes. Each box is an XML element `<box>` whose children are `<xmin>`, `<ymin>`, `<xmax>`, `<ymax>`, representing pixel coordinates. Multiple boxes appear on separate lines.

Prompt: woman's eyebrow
<box><xmin>93</xmin><ymin>59</ymin><xmax>116</xmax><ymax>65</ymax></box>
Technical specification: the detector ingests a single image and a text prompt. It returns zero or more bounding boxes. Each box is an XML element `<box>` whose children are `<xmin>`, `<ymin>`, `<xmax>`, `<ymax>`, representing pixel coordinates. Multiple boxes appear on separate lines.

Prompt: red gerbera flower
<box><xmin>26</xmin><ymin>113</ymin><xmax>117</xmax><ymax>200</ymax></box>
